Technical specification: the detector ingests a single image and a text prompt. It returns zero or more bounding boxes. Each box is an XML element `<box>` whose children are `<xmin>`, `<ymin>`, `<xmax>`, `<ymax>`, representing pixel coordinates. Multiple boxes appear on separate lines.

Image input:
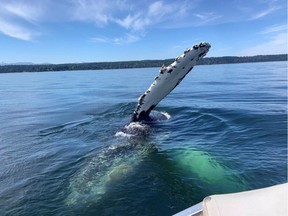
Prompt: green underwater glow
<box><xmin>170</xmin><ymin>147</ymin><xmax>247</xmax><ymax>193</ymax></box>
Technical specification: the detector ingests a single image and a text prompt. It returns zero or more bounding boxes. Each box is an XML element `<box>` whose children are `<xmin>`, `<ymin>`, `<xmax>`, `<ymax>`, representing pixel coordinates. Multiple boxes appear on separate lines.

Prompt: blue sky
<box><xmin>0</xmin><ymin>0</ymin><xmax>287</xmax><ymax>64</ymax></box>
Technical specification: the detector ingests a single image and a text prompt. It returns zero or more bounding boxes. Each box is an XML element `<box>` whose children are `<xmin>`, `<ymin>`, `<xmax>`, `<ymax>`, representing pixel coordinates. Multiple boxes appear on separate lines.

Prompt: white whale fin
<box><xmin>132</xmin><ymin>42</ymin><xmax>211</xmax><ymax>122</ymax></box>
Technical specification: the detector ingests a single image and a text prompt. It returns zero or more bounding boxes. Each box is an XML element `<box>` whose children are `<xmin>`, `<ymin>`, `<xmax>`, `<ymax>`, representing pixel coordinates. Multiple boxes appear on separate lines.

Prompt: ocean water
<box><xmin>0</xmin><ymin>61</ymin><xmax>287</xmax><ymax>216</ymax></box>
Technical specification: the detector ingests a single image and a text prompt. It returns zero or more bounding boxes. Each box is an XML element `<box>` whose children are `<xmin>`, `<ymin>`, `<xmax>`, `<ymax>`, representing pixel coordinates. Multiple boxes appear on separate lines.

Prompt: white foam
<box><xmin>114</xmin><ymin>122</ymin><xmax>149</xmax><ymax>137</ymax></box>
<box><xmin>124</xmin><ymin>122</ymin><xmax>148</xmax><ymax>130</ymax></box>
<box><xmin>160</xmin><ymin>111</ymin><xmax>171</xmax><ymax>120</ymax></box>
<box><xmin>149</xmin><ymin>110</ymin><xmax>172</xmax><ymax>121</ymax></box>
<box><xmin>115</xmin><ymin>131</ymin><xmax>133</xmax><ymax>138</ymax></box>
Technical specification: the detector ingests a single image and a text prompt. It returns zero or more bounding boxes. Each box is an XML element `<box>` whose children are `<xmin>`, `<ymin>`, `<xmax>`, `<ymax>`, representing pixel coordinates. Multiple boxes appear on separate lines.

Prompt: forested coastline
<box><xmin>0</xmin><ymin>54</ymin><xmax>286</xmax><ymax>73</ymax></box>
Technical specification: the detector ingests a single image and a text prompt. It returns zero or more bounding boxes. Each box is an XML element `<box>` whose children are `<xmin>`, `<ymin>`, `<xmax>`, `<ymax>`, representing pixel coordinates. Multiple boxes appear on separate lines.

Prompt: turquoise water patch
<box><xmin>169</xmin><ymin>147</ymin><xmax>247</xmax><ymax>193</ymax></box>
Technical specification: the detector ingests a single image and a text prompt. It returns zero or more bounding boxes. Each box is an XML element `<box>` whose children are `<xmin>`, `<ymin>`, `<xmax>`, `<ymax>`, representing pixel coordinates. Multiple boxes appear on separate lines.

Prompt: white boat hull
<box><xmin>174</xmin><ymin>183</ymin><xmax>288</xmax><ymax>216</ymax></box>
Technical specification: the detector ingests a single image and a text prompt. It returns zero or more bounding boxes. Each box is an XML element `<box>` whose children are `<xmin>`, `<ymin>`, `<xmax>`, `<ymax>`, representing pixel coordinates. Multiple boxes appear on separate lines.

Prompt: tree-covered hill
<box><xmin>0</xmin><ymin>54</ymin><xmax>286</xmax><ymax>73</ymax></box>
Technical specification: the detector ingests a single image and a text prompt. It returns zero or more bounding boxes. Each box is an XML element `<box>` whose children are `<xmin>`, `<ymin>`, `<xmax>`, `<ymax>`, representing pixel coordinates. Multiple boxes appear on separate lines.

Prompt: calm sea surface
<box><xmin>0</xmin><ymin>62</ymin><xmax>287</xmax><ymax>216</ymax></box>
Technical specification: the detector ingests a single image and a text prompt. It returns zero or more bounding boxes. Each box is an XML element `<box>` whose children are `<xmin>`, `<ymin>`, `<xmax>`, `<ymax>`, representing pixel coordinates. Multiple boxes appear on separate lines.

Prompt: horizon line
<box><xmin>1</xmin><ymin>53</ymin><xmax>287</xmax><ymax>66</ymax></box>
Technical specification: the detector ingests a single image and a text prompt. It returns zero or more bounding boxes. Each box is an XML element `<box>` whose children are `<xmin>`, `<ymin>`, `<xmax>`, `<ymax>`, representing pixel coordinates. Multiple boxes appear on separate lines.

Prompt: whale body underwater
<box><xmin>65</xmin><ymin>42</ymin><xmax>246</xmax><ymax>207</ymax></box>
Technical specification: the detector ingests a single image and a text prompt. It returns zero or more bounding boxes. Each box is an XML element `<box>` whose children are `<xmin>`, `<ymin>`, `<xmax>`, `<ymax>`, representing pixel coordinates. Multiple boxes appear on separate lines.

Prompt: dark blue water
<box><xmin>0</xmin><ymin>62</ymin><xmax>287</xmax><ymax>216</ymax></box>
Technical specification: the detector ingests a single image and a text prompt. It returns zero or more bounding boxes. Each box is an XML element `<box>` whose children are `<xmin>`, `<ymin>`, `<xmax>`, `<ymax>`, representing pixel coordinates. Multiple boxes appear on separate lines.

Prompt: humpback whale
<box><xmin>132</xmin><ymin>42</ymin><xmax>211</xmax><ymax>122</ymax></box>
<box><xmin>66</xmin><ymin>42</ymin><xmax>217</xmax><ymax>207</ymax></box>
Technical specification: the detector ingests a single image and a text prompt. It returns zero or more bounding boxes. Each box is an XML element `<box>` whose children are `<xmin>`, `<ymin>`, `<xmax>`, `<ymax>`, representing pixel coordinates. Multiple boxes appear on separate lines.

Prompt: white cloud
<box><xmin>87</xmin><ymin>0</ymin><xmax>191</xmax><ymax>44</ymax></box>
<box><xmin>260</xmin><ymin>24</ymin><xmax>287</xmax><ymax>34</ymax></box>
<box><xmin>113</xmin><ymin>1</ymin><xmax>189</xmax><ymax>31</ymax></box>
<box><xmin>90</xmin><ymin>33</ymin><xmax>142</xmax><ymax>45</ymax></box>
<box><xmin>240</xmin><ymin>22</ymin><xmax>287</xmax><ymax>56</ymax></box>
<box><xmin>115</xmin><ymin>13</ymin><xmax>142</xmax><ymax>30</ymax></box>
<box><xmin>70</xmin><ymin>0</ymin><xmax>110</xmax><ymax>25</ymax></box>
<box><xmin>239</xmin><ymin>32</ymin><xmax>287</xmax><ymax>56</ymax></box>
<box><xmin>148</xmin><ymin>1</ymin><xmax>174</xmax><ymax>18</ymax></box>
<box><xmin>250</xmin><ymin>6</ymin><xmax>280</xmax><ymax>20</ymax></box>
<box><xmin>0</xmin><ymin>19</ymin><xmax>38</xmax><ymax>41</ymax></box>
<box><xmin>194</xmin><ymin>12</ymin><xmax>222</xmax><ymax>24</ymax></box>
<box><xmin>0</xmin><ymin>0</ymin><xmax>285</xmax><ymax>44</ymax></box>
<box><xmin>2</xmin><ymin>2</ymin><xmax>44</xmax><ymax>23</ymax></box>
<box><xmin>0</xmin><ymin>0</ymin><xmax>46</xmax><ymax>40</ymax></box>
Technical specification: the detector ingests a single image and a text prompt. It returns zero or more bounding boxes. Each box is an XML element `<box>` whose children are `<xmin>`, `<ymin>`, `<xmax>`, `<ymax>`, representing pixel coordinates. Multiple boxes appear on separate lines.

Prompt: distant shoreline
<box><xmin>0</xmin><ymin>54</ymin><xmax>287</xmax><ymax>73</ymax></box>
